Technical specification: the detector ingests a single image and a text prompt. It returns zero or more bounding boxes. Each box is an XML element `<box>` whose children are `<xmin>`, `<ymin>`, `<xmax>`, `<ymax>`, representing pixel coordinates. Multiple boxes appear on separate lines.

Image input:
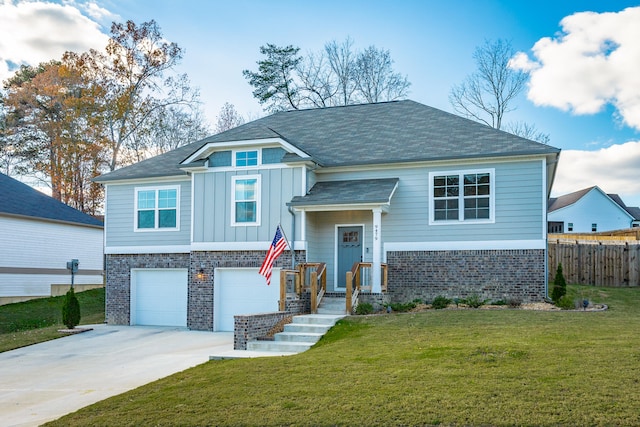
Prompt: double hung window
<box><xmin>135</xmin><ymin>186</ymin><xmax>179</xmax><ymax>231</ymax></box>
<box><xmin>232</xmin><ymin>175</ymin><xmax>261</xmax><ymax>225</ymax></box>
<box><xmin>430</xmin><ymin>169</ymin><xmax>494</xmax><ymax>224</ymax></box>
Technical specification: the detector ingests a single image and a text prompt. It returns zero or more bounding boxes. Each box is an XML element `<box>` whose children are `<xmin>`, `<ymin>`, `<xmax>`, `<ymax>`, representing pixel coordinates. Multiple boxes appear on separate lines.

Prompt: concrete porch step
<box><xmin>245</xmin><ymin>313</ymin><xmax>345</xmax><ymax>354</ymax></box>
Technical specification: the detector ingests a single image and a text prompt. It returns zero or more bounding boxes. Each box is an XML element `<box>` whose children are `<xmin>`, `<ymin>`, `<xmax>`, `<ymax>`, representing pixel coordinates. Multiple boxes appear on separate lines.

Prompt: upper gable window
<box><xmin>235</xmin><ymin>150</ymin><xmax>259</xmax><ymax>167</ymax></box>
<box><xmin>135</xmin><ymin>186</ymin><xmax>180</xmax><ymax>231</ymax></box>
<box><xmin>429</xmin><ymin>169</ymin><xmax>495</xmax><ymax>225</ymax></box>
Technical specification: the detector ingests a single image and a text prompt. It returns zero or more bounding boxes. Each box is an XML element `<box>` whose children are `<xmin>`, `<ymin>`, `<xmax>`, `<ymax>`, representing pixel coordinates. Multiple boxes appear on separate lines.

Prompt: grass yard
<box><xmin>45</xmin><ymin>285</ymin><xmax>640</xmax><ymax>426</ymax></box>
<box><xmin>0</xmin><ymin>288</ymin><xmax>105</xmax><ymax>353</ymax></box>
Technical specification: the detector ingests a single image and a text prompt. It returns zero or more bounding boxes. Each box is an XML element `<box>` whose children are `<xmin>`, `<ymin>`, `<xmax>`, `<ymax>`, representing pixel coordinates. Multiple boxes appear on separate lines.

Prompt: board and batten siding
<box><xmin>315</xmin><ymin>159</ymin><xmax>546</xmax><ymax>243</ymax></box>
<box><xmin>104</xmin><ymin>179</ymin><xmax>191</xmax><ymax>248</ymax></box>
<box><xmin>0</xmin><ymin>216</ymin><xmax>103</xmax><ymax>297</ymax></box>
<box><xmin>192</xmin><ymin>166</ymin><xmax>303</xmax><ymax>243</ymax></box>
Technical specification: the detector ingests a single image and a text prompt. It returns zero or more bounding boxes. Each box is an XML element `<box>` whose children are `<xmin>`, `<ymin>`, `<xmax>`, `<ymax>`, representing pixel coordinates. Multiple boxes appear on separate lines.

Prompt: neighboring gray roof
<box><xmin>0</xmin><ymin>172</ymin><xmax>103</xmax><ymax>227</ymax></box>
<box><xmin>97</xmin><ymin>100</ymin><xmax>560</xmax><ymax>182</ymax></box>
<box><xmin>548</xmin><ymin>187</ymin><xmax>595</xmax><ymax>212</ymax></box>
<box><xmin>548</xmin><ymin>187</ymin><xmax>640</xmax><ymax>220</ymax></box>
<box><xmin>289</xmin><ymin>178</ymin><xmax>399</xmax><ymax>207</ymax></box>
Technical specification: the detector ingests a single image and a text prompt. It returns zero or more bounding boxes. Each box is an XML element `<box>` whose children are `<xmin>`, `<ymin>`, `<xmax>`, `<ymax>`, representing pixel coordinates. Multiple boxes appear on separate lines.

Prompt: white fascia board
<box><xmin>101</xmin><ymin>176</ymin><xmax>191</xmax><ymax>186</ymax></box>
<box><xmin>181</xmin><ymin>138</ymin><xmax>311</xmax><ymax>164</ymax></box>
<box><xmin>190</xmin><ymin>241</ymin><xmax>305</xmax><ymax>251</ymax></box>
<box><xmin>384</xmin><ymin>240</ymin><xmax>546</xmax><ymax>252</ymax></box>
<box><xmin>105</xmin><ymin>245</ymin><xmax>191</xmax><ymax>254</ymax></box>
<box><xmin>290</xmin><ymin>203</ymin><xmax>390</xmax><ymax>213</ymax></box>
<box><xmin>314</xmin><ymin>153</ymin><xmax>551</xmax><ymax>175</ymax></box>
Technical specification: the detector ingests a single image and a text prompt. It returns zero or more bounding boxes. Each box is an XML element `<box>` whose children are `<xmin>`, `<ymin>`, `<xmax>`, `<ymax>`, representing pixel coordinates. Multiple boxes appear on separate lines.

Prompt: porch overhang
<box><xmin>288</xmin><ymin>178</ymin><xmax>399</xmax><ymax>212</ymax></box>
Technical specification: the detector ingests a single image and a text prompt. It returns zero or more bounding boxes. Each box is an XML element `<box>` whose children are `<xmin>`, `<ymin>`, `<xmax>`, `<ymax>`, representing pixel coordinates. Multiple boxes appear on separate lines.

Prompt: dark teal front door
<box><xmin>337</xmin><ymin>226</ymin><xmax>363</xmax><ymax>290</ymax></box>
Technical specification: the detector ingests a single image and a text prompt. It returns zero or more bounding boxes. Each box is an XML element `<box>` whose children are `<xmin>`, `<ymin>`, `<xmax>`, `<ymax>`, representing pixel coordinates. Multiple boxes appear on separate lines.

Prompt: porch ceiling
<box><xmin>288</xmin><ymin>178</ymin><xmax>399</xmax><ymax>212</ymax></box>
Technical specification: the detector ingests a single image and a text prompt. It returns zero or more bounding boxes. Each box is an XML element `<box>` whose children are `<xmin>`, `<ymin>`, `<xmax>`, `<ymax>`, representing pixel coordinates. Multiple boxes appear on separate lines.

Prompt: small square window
<box><xmin>568</xmin><ymin>223</ymin><xmax>573</xmax><ymax>232</ymax></box>
<box><xmin>235</xmin><ymin>150</ymin><xmax>258</xmax><ymax>167</ymax></box>
<box><xmin>592</xmin><ymin>223</ymin><xmax>597</xmax><ymax>232</ymax></box>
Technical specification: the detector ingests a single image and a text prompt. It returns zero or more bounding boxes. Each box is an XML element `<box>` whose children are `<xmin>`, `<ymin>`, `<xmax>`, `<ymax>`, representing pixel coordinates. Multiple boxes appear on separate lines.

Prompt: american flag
<box><xmin>259</xmin><ymin>225</ymin><xmax>288</xmax><ymax>285</ymax></box>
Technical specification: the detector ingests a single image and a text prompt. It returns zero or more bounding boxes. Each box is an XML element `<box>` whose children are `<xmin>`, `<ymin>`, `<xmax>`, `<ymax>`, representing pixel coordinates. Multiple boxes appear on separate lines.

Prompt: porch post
<box><xmin>372</xmin><ymin>207</ymin><xmax>382</xmax><ymax>293</ymax></box>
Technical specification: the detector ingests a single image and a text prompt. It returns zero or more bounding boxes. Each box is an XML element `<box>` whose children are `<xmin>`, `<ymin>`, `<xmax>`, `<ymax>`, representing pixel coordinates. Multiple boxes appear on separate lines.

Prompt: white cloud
<box><xmin>0</xmin><ymin>0</ymin><xmax>109</xmax><ymax>83</ymax></box>
<box><xmin>553</xmin><ymin>140</ymin><xmax>640</xmax><ymax>207</ymax></box>
<box><xmin>513</xmin><ymin>7</ymin><xmax>640</xmax><ymax>130</ymax></box>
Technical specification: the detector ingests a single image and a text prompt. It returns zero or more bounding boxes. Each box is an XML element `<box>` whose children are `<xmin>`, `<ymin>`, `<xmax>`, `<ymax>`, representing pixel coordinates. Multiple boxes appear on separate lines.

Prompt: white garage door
<box><xmin>131</xmin><ymin>269</ymin><xmax>188</xmax><ymax>327</ymax></box>
<box><xmin>214</xmin><ymin>268</ymin><xmax>280</xmax><ymax>331</ymax></box>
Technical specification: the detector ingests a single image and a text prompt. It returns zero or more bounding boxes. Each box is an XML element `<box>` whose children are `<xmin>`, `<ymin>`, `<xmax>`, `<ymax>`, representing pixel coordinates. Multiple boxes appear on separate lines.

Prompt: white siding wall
<box><xmin>0</xmin><ymin>216</ymin><xmax>103</xmax><ymax>297</ymax></box>
<box><xmin>548</xmin><ymin>189</ymin><xmax>633</xmax><ymax>232</ymax></box>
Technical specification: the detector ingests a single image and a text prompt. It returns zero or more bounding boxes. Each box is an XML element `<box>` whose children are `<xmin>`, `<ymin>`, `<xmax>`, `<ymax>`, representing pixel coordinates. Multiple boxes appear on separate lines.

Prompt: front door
<box><xmin>336</xmin><ymin>226</ymin><xmax>363</xmax><ymax>290</ymax></box>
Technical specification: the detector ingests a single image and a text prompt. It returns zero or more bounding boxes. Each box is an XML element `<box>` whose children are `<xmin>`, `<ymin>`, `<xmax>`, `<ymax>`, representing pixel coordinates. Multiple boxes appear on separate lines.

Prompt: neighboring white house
<box><xmin>548</xmin><ymin>186</ymin><xmax>640</xmax><ymax>233</ymax></box>
<box><xmin>0</xmin><ymin>173</ymin><xmax>104</xmax><ymax>305</ymax></box>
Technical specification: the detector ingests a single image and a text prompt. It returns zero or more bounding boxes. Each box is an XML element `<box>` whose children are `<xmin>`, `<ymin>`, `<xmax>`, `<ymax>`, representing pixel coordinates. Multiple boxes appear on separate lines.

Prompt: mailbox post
<box><xmin>66</xmin><ymin>259</ymin><xmax>79</xmax><ymax>288</ymax></box>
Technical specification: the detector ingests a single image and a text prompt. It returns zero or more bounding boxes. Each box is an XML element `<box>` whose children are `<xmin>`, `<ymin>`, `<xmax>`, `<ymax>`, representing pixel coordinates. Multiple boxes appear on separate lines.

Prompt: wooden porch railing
<box><xmin>346</xmin><ymin>262</ymin><xmax>388</xmax><ymax>313</ymax></box>
<box><xmin>278</xmin><ymin>262</ymin><xmax>327</xmax><ymax>312</ymax></box>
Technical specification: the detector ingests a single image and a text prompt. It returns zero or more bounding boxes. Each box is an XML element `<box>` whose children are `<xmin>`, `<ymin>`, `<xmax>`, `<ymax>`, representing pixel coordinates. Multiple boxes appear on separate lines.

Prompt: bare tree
<box><xmin>214</xmin><ymin>102</ymin><xmax>245</xmax><ymax>134</ymax></box>
<box><xmin>244</xmin><ymin>39</ymin><xmax>410</xmax><ymax>112</ymax></box>
<box><xmin>505</xmin><ymin>121</ymin><xmax>550</xmax><ymax>144</ymax></box>
<box><xmin>450</xmin><ymin>39</ymin><xmax>527</xmax><ymax>130</ymax></box>
<box><xmin>355</xmin><ymin>46</ymin><xmax>410</xmax><ymax>103</ymax></box>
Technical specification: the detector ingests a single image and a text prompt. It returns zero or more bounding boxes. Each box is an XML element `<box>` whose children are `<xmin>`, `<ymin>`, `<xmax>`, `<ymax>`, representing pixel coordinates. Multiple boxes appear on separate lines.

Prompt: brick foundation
<box><xmin>106</xmin><ymin>250</ymin><xmax>305</xmax><ymax>331</ymax></box>
<box><xmin>386</xmin><ymin>249</ymin><xmax>546</xmax><ymax>303</ymax></box>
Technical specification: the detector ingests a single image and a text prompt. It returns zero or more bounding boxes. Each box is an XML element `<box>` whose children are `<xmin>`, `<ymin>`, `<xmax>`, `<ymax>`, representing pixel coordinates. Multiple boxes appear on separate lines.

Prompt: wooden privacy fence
<box><xmin>548</xmin><ymin>240</ymin><xmax>640</xmax><ymax>287</ymax></box>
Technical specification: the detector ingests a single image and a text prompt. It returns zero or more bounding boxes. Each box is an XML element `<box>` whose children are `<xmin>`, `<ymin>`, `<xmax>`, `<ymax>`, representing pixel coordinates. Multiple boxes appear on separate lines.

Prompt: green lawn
<box><xmin>45</xmin><ymin>285</ymin><xmax>640</xmax><ymax>427</ymax></box>
<box><xmin>0</xmin><ymin>288</ymin><xmax>105</xmax><ymax>353</ymax></box>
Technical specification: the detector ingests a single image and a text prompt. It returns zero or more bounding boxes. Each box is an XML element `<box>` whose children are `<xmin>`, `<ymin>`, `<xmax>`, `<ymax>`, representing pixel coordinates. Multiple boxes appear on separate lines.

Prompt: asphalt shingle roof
<box><xmin>97</xmin><ymin>100</ymin><xmax>560</xmax><ymax>183</ymax></box>
<box><xmin>548</xmin><ymin>186</ymin><xmax>640</xmax><ymax>220</ymax></box>
<box><xmin>0</xmin><ymin>172</ymin><xmax>103</xmax><ymax>227</ymax></box>
<box><xmin>289</xmin><ymin>178</ymin><xmax>399</xmax><ymax>207</ymax></box>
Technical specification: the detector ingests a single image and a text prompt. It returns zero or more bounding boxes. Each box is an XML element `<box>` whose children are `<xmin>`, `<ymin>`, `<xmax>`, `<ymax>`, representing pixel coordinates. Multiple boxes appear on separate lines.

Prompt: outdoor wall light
<box><xmin>196</xmin><ymin>268</ymin><xmax>205</xmax><ymax>280</ymax></box>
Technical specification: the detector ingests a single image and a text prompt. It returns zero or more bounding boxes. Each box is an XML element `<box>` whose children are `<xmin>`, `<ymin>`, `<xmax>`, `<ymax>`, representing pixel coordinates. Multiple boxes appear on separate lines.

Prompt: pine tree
<box><xmin>551</xmin><ymin>263</ymin><xmax>567</xmax><ymax>303</ymax></box>
<box><xmin>62</xmin><ymin>287</ymin><xmax>81</xmax><ymax>329</ymax></box>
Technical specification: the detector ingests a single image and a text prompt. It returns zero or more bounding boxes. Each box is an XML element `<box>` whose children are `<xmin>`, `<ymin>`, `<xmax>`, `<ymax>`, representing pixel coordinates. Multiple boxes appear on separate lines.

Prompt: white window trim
<box><xmin>233</xmin><ymin>149</ymin><xmax>261</xmax><ymax>168</ymax></box>
<box><xmin>231</xmin><ymin>175</ymin><xmax>261</xmax><ymax>227</ymax></box>
<box><xmin>428</xmin><ymin>168</ymin><xmax>495</xmax><ymax>225</ymax></box>
<box><xmin>134</xmin><ymin>185</ymin><xmax>181</xmax><ymax>232</ymax></box>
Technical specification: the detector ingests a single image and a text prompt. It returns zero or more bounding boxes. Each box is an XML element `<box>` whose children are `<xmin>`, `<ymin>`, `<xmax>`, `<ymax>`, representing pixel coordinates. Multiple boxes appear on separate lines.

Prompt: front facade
<box><xmin>0</xmin><ymin>173</ymin><xmax>104</xmax><ymax>305</ymax></box>
<box><xmin>98</xmin><ymin>101</ymin><xmax>560</xmax><ymax>331</ymax></box>
<box><xmin>548</xmin><ymin>186</ymin><xmax>639</xmax><ymax>233</ymax></box>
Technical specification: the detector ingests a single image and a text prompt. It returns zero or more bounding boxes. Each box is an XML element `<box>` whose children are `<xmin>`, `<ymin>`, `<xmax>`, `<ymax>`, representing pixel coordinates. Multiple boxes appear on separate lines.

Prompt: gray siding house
<box><xmin>97</xmin><ymin>100</ymin><xmax>560</xmax><ymax>331</ymax></box>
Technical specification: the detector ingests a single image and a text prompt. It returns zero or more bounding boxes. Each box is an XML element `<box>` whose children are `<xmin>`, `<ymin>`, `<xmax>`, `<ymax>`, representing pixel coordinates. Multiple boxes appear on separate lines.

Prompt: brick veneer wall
<box><xmin>386</xmin><ymin>249</ymin><xmax>546</xmax><ymax>303</ymax></box>
<box><xmin>106</xmin><ymin>250</ymin><xmax>305</xmax><ymax>331</ymax></box>
<box><xmin>234</xmin><ymin>312</ymin><xmax>290</xmax><ymax>350</ymax></box>
<box><xmin>105</xmin><ymin>253</ymin><xmax>190</xmax><ymax>325</ymax></box>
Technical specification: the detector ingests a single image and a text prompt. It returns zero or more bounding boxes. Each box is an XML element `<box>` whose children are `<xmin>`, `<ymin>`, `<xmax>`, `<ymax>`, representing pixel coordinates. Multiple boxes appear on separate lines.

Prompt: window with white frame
<box><xmin>429</xmin><ymin>169</ymin><xmax>494</xmax><ymax>224</ymax></box>
<box><xmin>235</xmin><ymin>150</ymin><xmax>259</xmax><ymax>167</ymax></box>
<box><xmin>135</xmin><ymin>186</ymin><xmax>179</xmax><ymax>231</ymax></box>
<box><xmin>232</xmin><ymin>175</ymin><xmax>260</xmax><ymax>225</ymax></box>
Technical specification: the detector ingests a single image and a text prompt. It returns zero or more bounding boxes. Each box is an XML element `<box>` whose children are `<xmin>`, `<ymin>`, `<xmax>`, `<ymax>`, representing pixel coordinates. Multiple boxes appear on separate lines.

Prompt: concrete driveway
<box><xmin>0</xmin><ymin>325</ymin><xmax>236</xmax><ymax>427</ymax></box>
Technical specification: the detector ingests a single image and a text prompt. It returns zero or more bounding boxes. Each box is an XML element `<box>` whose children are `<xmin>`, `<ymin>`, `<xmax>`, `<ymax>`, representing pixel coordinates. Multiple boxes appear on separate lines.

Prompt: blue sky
<box><xmin>1</xmin><ymin>0</ymin><xmax>640</xmax><ymax>206</ymax></box>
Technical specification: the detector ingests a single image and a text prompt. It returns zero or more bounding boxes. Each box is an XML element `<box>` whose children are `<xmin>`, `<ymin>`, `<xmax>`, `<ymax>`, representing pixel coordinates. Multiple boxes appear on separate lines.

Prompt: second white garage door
<box><xmin>214</xmin><ymin>268</ymin><xmax>281</xmax><ymax>331</ymax></box>
<box><xmin>131</xmin><ymin>269</ymin><xmax>188</xmax><ymax>327</ymax></box>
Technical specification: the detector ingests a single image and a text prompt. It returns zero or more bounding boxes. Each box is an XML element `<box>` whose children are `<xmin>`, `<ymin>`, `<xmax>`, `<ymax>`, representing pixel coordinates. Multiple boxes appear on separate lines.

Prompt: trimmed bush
<box><xmin>387</xmin><ymin>301</ymin><xmax>417</xmax><ymax>312</ymax></box>
<box><xmin>551</xmin><ymin>263</ymin><xmax>567</xmax><ymax>303</ymax></box>
<box><xmin>431</xmin><ymin>295</ymin><xmax>451</xmax><ymax>310</ymax></box>
<box><xmin>62</xmin><ymin>287</ymin><xmax>81</xmax><ymax>329</ymax></box>
<box><xmin>355</xmin><ymin>302</ymin><xmax>374</xmax><ymax>315</ymax></box>
<box><xmin>464</xmin><ymin>293</ymin><xmax>488</xmax><ymax>308</ymax></box>
<box><xmin>557</xmin><ymin>295</ymin><xmax>575</xmax><ymax>310</ymax></box>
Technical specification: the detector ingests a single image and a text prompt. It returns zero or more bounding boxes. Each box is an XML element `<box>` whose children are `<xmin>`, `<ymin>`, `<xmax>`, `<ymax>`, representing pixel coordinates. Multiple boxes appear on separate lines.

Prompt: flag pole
<box><xmin>277</xmin><ymin>222</ymin><xmax>294</xmax><ymax>269</ymax></box>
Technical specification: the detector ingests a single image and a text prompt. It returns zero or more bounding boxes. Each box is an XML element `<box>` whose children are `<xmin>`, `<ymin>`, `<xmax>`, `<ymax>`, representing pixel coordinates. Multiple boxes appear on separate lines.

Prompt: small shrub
<box><xmin>464</xmin><ymin>293</ymin><xmax>487</xmax><ymax>308</ymax></box>
<box><xmin>551</xmin><ymin>263</ymin><xmax>567</xmax><ymax>303</ymax></box>
<box><xmin>508</xmin><ymin>299</ymin><xmax>522</xmax><ymax>308</ymax></box>
<box><xmin>62</xmin><ymin>287</ymin><xmax>81</xmax><ymax>329</ymax></box>
<box><xmin>431</xmin><ymin>295</ymin><xmax>451</xmax><ymax>310</ymax></box>
<box><xmin>387</xmin><ymin>301</ymin><xmax>417</xmax><ymax>312</ymax></box>
<box><xmin>556</xmin><ymin>295</ymin><xmax>575</xmax><ymax>310</ymax></box>
<box><xmin>492</xmin><ymin>299</ymin><xmax>507</xmax><ymax>306</ymax></box>
<box><xmin>355</xmin><ymin>302</ymin><xmax>374</xmax><ymax>315</ymax></box>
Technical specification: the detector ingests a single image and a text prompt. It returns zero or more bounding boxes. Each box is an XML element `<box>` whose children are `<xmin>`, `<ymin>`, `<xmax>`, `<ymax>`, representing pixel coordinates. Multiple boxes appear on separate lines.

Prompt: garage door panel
<box><xmin>132</xmin><ymin>269</ymin><xmax>187</xmax><ymax>327</ymax></box>
<box><xmin>215</xmin><ymin>268</ymin><xmax>280</xmax><ymax>331</ymax></box>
